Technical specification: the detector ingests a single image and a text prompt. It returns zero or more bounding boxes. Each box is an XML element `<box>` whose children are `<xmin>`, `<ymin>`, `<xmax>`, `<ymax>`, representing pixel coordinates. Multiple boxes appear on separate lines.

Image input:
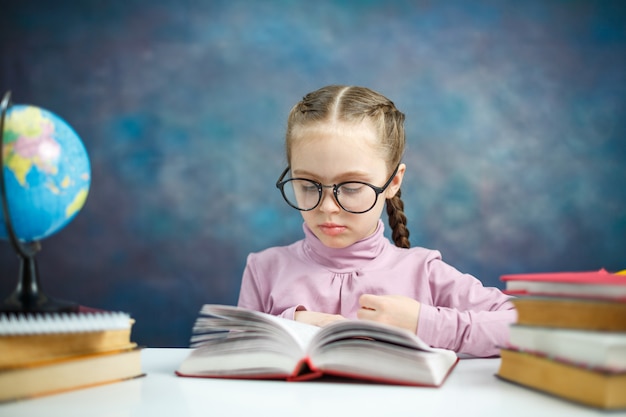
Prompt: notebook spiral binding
<box><xmin>0</xmin><ymin>311</ymin><xmax>131</xmax><ymax>335</ymax></box>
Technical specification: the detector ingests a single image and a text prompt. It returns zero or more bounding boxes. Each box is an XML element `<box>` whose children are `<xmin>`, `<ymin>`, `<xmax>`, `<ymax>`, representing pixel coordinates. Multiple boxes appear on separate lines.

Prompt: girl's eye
<box><xmin>338</xmin><ymin>183</ymin><xmax>364</xmax><ymax>195</ymax></box>
<box><xmin>297</xmin><ymin>182</ymin><xmax>318</xmax><ymax>193</ymax></box>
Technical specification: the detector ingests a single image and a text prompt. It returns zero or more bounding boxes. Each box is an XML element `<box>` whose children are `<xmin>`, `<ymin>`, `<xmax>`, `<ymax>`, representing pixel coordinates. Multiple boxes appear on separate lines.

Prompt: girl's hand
<box><xmin>294</xmin><ymin>311</ymin><xmax>346</xmax><ymax>327</ymax></box>
<box><xmin>357</xmin><ymin>294</ymin><xmax>421</xmax><ymax>333</ymax></box>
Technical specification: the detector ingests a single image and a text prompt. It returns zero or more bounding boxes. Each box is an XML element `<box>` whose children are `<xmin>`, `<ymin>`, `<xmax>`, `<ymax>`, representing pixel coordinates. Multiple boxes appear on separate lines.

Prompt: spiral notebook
<box><xmin>0</xmin><ymin>311</ymin><xmax>132</xmax><ymax>335</ymax></box>
<box><xmin>0</xmin><ymin>310</ymin><xmax>137</xmax><ymax>368</ymax></box>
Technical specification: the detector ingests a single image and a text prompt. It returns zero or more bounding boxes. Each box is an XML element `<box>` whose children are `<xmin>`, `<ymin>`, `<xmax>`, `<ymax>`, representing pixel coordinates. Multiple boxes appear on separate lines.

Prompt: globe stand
<box><xmin>0</xmin><ymin>91</ymin><xmax>77</xmax><ymax>313</ymax></box>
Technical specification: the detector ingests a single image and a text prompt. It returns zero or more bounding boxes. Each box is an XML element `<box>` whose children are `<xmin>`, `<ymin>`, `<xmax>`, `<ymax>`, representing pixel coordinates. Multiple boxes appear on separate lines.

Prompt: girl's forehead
<box><xmin>291</xmin><ymin>120</ymin><xmax>381</xmax><ymax>153</ymax></box>
<box><xmin>292</xmin><ymin>118</ymin><xmax>377</xmax><ymax>137</ymax></box>
<box><xmin>292</xmin><ymin>128</ymin><xmax>380</xmax><ymax>159</ymax></box>
<box><xmin>290</xmin><ymin>121</ymin><xmax>388</xmax><ymax>179</ymax></box>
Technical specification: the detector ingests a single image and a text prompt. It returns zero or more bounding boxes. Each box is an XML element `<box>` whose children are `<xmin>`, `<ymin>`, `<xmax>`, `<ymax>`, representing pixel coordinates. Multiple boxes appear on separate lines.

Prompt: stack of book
<box><xmin>496</xmin><ymin>269</ymin><xmax>626</xmax><ymax>410</ymax></box>
<box><xmin>0</xmin><ymin>308</ymin><xmax>143</xmax><ymax>402</ymax></box>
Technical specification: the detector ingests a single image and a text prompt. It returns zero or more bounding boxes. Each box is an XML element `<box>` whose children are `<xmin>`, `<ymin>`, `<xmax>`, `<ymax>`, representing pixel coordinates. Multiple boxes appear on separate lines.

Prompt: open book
<box><xmin>176</xmin><ymin>305</ymin><xmax>458</xmax><ymax>387</ymax></box>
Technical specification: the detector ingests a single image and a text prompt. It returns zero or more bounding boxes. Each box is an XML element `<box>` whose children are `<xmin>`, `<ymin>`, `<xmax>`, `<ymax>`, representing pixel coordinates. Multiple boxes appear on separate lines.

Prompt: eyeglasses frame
<box><xmin>275</xmin><ymin>163</ymin><xmax>400</xmax><ymax>214</ymax></box>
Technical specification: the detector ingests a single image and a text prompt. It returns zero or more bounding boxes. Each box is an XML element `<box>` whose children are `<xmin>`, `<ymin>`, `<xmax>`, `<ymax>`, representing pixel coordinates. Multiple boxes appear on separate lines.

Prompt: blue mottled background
<box><xmin>1</xmin><ymin>0</ymin><xmax>625</xmax><ymax>347</ymax></box>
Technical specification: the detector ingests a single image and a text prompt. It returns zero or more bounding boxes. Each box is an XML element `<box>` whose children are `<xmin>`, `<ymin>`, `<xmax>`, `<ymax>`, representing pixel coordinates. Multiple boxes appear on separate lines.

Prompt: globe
<box><xmin>0</xmin><ymin>91</ymin><xmax>90</xmax><ymax>313</ymax></box>
<box><xmin>0</xmin><ymin>104</ymin><xmax>90</xmax><ymax>242</ymax></box>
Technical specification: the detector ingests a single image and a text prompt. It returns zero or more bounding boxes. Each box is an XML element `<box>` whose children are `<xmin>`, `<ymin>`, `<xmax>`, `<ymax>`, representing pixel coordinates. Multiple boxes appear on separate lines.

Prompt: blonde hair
<box><xmin>285</xmin><ymin>85</ymin><xmax>410</xmax><ymax>248</ymax></box>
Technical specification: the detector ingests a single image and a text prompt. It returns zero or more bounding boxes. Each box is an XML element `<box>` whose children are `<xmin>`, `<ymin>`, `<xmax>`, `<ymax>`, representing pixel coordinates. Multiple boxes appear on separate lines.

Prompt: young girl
<box><xmin>238</xmin><ymin>85</ymin><xmax>516</xmax><ymax>357</ymax></box>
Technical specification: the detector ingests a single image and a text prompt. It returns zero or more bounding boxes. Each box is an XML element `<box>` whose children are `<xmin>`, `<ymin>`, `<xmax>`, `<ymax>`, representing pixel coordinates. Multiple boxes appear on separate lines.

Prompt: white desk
<box><xmin>0</xmin><ymin>348</ymin><xmax>621</xmax><ymax>417</ymax></box>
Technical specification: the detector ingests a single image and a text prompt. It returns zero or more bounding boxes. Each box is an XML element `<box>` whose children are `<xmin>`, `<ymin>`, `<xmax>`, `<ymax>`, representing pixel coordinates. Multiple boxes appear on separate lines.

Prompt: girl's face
<box><xmin>289</xmin><ymin>119</ymin><xmax>405</xmax><ymax>248</ymax></box>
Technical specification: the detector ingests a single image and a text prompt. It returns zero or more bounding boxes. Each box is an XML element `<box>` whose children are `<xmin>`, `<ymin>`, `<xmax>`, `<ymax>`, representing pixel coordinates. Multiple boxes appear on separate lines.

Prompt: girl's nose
<box><xmin>318</xmin><ymin>187</ymin><xmax>341</xmax><ymax>213</ymax></box>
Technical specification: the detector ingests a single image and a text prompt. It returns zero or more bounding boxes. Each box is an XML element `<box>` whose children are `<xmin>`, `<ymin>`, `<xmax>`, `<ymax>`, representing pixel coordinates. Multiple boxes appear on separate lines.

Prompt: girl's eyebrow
<box><xmin>291</xmin><ymin>169</ymin><xmax>373</xmax><ymax>182</ymax></box>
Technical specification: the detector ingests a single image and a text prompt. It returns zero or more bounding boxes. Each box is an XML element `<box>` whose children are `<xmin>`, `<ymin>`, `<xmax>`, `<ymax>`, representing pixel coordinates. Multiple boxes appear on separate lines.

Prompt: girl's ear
<box><xmin>385</xmin><ymin>163</ymin><xmax>406</xmax><ymax>199</ymax></box>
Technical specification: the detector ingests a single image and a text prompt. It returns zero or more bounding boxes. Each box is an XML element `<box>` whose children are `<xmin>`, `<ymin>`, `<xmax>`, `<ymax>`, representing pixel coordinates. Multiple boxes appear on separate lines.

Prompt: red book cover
<box><xmin>501</xmin><ymin>269</ymin><xmax>625</xmax><ymax>285</ymax></box>
<box><xmin>501</xmin><ymin>269</ymin><xmax>626</xmax><ymax>300</ymax></box>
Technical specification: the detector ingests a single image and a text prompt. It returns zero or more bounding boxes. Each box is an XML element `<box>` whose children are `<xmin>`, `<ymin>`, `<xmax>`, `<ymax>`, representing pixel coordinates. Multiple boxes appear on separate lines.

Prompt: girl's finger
<box><xmin>359</xmin><ymin>293</ymin><xmax>381</xmax><ymax>310</ymax></box>
<box><xmin>356</xmin><ymin>307</ymin><xmax>378</xmax><ymax>321</ymax></box>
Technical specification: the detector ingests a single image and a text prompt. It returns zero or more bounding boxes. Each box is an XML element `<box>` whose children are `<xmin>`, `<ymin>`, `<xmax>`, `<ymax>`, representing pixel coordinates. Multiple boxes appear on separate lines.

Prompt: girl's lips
<box><xmin>319</xmin><ymin>223</ymin><xmax>346</xmax><ymax>236</ymax></box>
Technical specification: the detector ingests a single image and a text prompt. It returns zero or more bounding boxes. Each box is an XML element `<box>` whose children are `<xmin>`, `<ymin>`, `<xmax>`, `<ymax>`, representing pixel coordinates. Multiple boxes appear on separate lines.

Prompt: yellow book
<box><xmin>497</xmin><ymin>348</ymin><xmax>626</xmax><ymax>410</ymax></box>
<box><xmin>0</xmin><ymin>311</ymin><xmax>136</xmax><ymax>368</ymax></box>
<box><xmin>0</xmin><ymin>348</ymin><xmax>144</xmax><ymax>403</ymax></box>
<box><xmin>511</xmin><ymin>297</ymin><xmax>626</xmax><ymax>331</ymax></box>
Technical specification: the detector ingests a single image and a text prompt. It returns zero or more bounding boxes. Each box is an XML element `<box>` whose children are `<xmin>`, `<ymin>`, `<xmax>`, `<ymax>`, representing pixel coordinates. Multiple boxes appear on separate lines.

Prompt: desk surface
<box><xmin>0</xmin><ymin>348</ymin><xmax>621</xmax><ymax>417</ymax></box>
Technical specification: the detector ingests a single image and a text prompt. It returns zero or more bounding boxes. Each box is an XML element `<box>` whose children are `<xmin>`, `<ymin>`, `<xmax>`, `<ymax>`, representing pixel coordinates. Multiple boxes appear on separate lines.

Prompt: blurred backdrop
<box><xmin>1</xmin><ymin>0</ymin><xmax>625</xmax><ymax>347</ymax></box>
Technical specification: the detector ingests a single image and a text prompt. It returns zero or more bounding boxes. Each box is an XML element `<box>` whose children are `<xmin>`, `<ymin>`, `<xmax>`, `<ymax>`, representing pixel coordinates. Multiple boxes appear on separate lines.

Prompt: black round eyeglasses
<box><xmin>275</xmin><ymin>164</ymin><xmax>399</xmax><ymax>214</ymax></box>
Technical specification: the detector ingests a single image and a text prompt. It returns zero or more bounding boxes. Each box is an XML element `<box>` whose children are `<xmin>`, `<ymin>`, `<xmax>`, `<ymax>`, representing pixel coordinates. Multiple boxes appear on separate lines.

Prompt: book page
<box><xmin>307</xmin><ymin>319</ymin><xmax>458</xmax><ymax>386</ymax></box>
<box><xmin>181</xmin><ymin>305</ymin><xmax>326</xmax><ymax>377</ymax></box>
<box><xmin>191</xmin><ymin>305</ymin><xmax>319</xmax><ymax>353</ymax></box>
<box><xmin>265</xmin><ymin>315</ymin><xmax>320</xmax><ymax>351</ymax></box>
<box><xmin>312</xmin><ymin>319</ymin><xmax>439</xmax><ymax>352</ymax></box>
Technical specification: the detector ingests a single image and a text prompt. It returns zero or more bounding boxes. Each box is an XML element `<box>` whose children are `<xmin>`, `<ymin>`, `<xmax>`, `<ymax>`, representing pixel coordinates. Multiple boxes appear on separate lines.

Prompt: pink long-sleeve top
<box><xmin>238</xmin><ymin>220</ymin><xmax>517</xmax><ymax>357</ymax></box>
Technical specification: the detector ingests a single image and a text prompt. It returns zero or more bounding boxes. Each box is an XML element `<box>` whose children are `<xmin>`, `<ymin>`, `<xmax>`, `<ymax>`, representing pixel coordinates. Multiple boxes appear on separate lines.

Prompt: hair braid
<box><xmin>386</xmin><ymin>189</ymin><xmax>410</xmax><ymax>248</ymax></box>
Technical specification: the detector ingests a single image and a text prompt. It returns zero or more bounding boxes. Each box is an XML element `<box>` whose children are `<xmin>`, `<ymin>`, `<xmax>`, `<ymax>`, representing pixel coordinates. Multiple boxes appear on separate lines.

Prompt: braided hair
<box><xmin>285</xmin><ymin>85</ymin><xmax>410</xmax><ymax>248</ymax></box>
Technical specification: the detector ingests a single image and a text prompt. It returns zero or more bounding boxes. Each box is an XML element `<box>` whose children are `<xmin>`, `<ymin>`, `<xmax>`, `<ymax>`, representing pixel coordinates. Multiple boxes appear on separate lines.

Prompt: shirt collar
<box><xmin>302</xmin><ymin>219</ymin><xmax>387</xmax><ymax>271</ymax></box>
